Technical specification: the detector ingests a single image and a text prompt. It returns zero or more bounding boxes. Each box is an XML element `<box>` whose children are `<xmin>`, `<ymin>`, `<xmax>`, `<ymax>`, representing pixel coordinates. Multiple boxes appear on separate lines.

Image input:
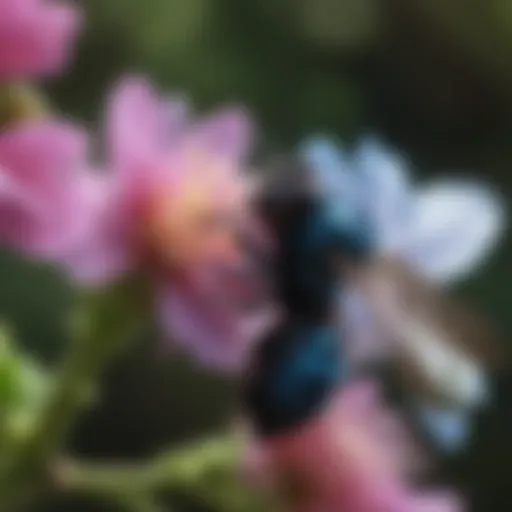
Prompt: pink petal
<box><xmin>335</xmin><ymin>379</ymin><xmax>380</xmax><ymax>412</ymax></box>
<box><xmin>317</xmin><ymin>485</ymin><xmax>463</xmax><ymax>512</ymax></box>
<box><xmin>0</xmin><ymin>121</ymin><xmax>132</xmax><ymax>284</ymax></box>
<box><xmin>0</xmin><ymin>167</ymin><xmax>45</xmax><ymax>249</ymax></box>
<box><xmin>190</xmin><ymin>107</ymin><xmax>253</xmax><ymax>161</ymax></box>
<box><xmin>249</xmin><ymin>382</ymin><xmax>450</xmax><ymax>512</ymax></box>
<box><xmin>0</xmin><ymin>120</ymin><xmax>87</xmax><ymax>195</ymax></box>
<box><xmin>397</xmin><ymin>493</ymin><xmax>464</xmax><ymax>512</ymax></box>
<box><xmin>156</xmin><ymin>278</ymin><xmax>275</xmax><ymax>372</ymax></box>
<box><xmin>106</xmin><ymin>75</ymin><xmax>187</xmax><ymax>184</ymax></box>
<box><xmin>0</xmin><ymin>0</ymin><xmax>82</xmax><ymax>79</ymax></box>
<box><xmin>0</xmin><ymin>120</ymin><xmax>95</xmax><ymax>258</ymax></box>
<box><xmin>61</xmin><ymin>238</ymin><xmax>135</xmax><ymax>287</ymax></box>
<box><xmin>56</xmin><ymin>172</ymin><xmax>138</xmax><ymax>287</ymax></box>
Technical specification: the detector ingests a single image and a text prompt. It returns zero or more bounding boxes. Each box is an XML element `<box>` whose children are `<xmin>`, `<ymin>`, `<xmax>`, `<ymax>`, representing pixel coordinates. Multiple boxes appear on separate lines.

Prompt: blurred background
<box><xmin>2</xmin><ymin>0</ymin><xmax>512</xmax><ymax>510</ymax></box>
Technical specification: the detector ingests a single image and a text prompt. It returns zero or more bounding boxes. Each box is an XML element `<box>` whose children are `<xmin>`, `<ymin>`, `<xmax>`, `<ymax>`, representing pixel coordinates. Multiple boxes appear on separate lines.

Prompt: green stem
<box><xmin>56</xmin><ymin>459</ymin><xmax>161</xmax><ymax>499</ymax></box>
<box><xmin>55</xmin><ymin>435</ymin><xmax>269</xmax><ymax>512</ymax></box>
<box><xmin>57</xmin><ymin>436</ymin><xmax>239</xmax><ymax>496</ymax></box>
<box><xmin>0</xmin><ymin>280</ymin><xmax>149</xmax><ymax>510</ymax></box>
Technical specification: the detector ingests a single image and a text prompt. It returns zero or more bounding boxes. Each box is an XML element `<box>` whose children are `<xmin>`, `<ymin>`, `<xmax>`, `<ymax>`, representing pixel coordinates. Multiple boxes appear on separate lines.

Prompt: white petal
<box><xmin>298</xmin><ymin>135</ymin><xmax>353</xmax><ymax>198</ymax></box>
<box><xmin>398</xmin><ymin>179</ymin><xmax>506</xmax><ymax>283</ymax></box>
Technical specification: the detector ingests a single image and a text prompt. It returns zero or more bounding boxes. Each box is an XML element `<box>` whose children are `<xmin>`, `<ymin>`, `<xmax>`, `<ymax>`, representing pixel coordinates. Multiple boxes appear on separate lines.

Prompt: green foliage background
<box><xmin>2</xmin><ymin>0</ymin><xmax>512</xmax><ymax>510</ymax></box>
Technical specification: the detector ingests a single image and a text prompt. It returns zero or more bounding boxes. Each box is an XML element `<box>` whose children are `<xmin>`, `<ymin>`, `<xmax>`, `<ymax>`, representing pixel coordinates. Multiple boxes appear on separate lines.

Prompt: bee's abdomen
<box><xmin>243</xmin><ymin>321</ymin><xmax>343</xmax><ymax>436</ymax></box>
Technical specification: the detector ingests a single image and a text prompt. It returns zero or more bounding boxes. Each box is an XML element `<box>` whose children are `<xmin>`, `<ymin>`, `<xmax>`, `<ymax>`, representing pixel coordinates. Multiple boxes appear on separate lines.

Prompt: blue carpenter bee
<box><xmin>243</xmin><ymin>155</ymin><xmax>376</xmax><ymax>436</ymax></box>
<box><xmin>244</xmin><ymin>136</ymin><xmax>507</xmax><ymax>453</ymax></box>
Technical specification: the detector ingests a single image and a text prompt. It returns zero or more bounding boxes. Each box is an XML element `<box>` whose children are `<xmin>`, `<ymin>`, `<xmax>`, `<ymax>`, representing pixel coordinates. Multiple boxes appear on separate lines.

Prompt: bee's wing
<box><xmin>339</xmin><ymin>288</ymin><xmax>393</xmax><ymax>369</ymax></box>
<box><xmin>397</xmin><ymin>179</ymin><xmax>506</xmax><ymax>284</ymax></box>
<box><xmin>301</xmin><ymin>136</ymin><xmax>414</xmax><ymax>243</ymax></box>
<box><xmin>298</xmin><ymin>136</ymin><xmax>355</xmax><ymax>199</ymax></box>
<box><xmin>353</xmin><ymin>137</ymin><xmax>413</xmax><ymax>249</ymax></box>
<box><xmin>355</xmin><ymin>258</ymin><xmax>507</xmax><ymax>404</ymax></box>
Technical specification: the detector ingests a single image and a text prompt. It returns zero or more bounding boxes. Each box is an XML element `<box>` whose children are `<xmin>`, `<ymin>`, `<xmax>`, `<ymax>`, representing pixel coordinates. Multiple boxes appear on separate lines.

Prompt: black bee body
<box><xmin>243</xmin><ymin>160</ymin><xmax>374</xmax><ymax>436</ymax></box>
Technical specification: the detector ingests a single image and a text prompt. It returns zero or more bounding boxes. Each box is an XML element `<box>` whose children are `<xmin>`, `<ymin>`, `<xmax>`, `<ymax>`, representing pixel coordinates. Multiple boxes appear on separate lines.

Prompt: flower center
<box><xmin>142</xmin><ymin>152</ymin><xmax>244</xmax><ymax>272</ymax></box>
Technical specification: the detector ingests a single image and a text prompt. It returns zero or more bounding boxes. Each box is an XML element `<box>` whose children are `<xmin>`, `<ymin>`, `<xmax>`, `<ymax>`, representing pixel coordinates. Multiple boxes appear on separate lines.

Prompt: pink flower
<box><xmin>0</xmin><ymin>76</ymin><xmax>275</xmax><ymax>370</ymax></box>
<box><xmin>241</xmin><ymin>381</ymin><xmax>464</xmax><ymax>512</ymax></box>
<box><xmin>0</xmin><ymin>0</ymin><xmax>81</xmax><ymax>80</ymax></box>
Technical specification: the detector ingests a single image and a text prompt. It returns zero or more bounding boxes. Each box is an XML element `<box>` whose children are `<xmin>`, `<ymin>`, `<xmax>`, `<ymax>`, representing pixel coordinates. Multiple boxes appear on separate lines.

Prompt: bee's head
<box><xmin>253</xmin><ymin>156</ymin><xmax>318</xmax><ymax>234</ymax></box>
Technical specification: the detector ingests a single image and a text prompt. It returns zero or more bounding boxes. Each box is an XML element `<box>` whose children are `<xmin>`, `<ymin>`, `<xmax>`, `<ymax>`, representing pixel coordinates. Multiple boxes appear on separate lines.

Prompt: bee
<box><xmin>243</xmin><ymin>135</ymin><xmax>507</xmax><ymax>452</ymax></box>
<box><xmin>243</xmin><ymin>155</ymin><xmax>375</xmax><ymax>436</ymax></box>
<box><xmin>303</xmin><ymin>136</ymin><xmax>508</xmax><ymax>453</ymax></box>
